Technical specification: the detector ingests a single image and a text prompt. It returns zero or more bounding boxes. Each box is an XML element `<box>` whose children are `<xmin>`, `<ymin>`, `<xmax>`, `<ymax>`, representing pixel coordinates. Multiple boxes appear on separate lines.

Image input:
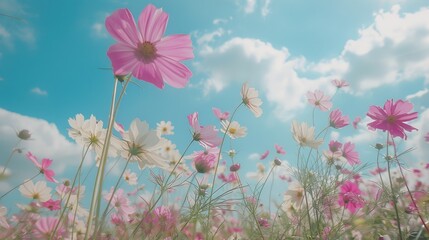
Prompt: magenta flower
<box><xmin>274</xmin><ymin>144</ymin><xmax>286</xmax><ymax>155</ymax></box>
<box><xmin>352</xmin><ymin>116</ymin><xmax>361</xmax><ymax>129</ymax></box>
<box><xmin>341</xmin><ymin>142</ymin><xmax>360</xmax><ymax>165</ymax></box>
<box><xmin>42</xmin><ymin>199</ymin><xmax>61</xmax><ymax>211</ymax></box>
<box><xmin>259</xmin><ymin>150</ymin><xmax>269</xmax><ymax>160</ymax></box>
<box><xmin>331</xmin><ymin>79</ymin><xmax>349</xmax><ymax>88</ymax></box>
<box><xmin>329</xmin><ymin>109</ymin><xmax>349</xmax><ymax>129</ymax></box>
<box><xmin>338</xmin><ymin>180</ymin><xmax>364</xmax><ymax>214</ymax></box>
<box><xmin>188</xmin><ymin>112</ymin><xmax>221</xmax><ymax>148</ymax></box>
<box><xmin>307</xmin><ymin>90</ymin><xmax>332</xmax><ymax>111</ymax></box>
<box><xmin>212</xmin><ymin>107</ymin><xmax>230</xmax><ymax>120</ymax></box>
<box><xmin>191</xmin><ymin>148</ymin><xmax>218</xmax><ymax>173</ymax></box>
<box><xmin>367</xmin><ymin>99</ymin><xmax>418</xmax><ymax>140</ymax></box>
<box><xmin>26</xmin><ymin>152</ymin><xmax>57</xmax><ymax>183</ymax></box>
<box><xmin>106</xmin><ymin>5</ymin><xmax>193</xmax><ymax>89</ymax></box>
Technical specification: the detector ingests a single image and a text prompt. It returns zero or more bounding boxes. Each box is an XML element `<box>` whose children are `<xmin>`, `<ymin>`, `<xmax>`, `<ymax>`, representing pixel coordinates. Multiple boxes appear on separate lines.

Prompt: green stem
<box><xmin>0</xmin><ymin>172</ymin><xmax>40</xmax><ymax>200</ymax></box>
<box><xmin>1</xmin><ymin>140</ymin><xmax>21</xmax><ymax>176</ymax></box>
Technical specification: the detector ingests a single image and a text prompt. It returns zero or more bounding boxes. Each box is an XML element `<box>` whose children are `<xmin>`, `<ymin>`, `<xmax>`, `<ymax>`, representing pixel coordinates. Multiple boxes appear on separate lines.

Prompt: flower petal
<box><xmin>132</xmin><ymin>62</ymin><xmax>164</xmax><ymax>89</ymax></box>
<box><xmin>105</xmin><ymin>9</ymin><xmax>141</xmax><ymax>47</ymax></box>
<box><xmin>107</xmin><ymin>43</ymin><xmax>139</xmax><ymax>75</ymax></box>
<box><xmin>156</xmin><ymin>34</ymin><xmax>194</xmax><ymax>61</ymax></box>
<box><xmin>138</xmin><ymin>4</ymin><xmax>168</xmax><ymax>42</ymax></box>
<box><xmin>155</xmin><ymin>56</ymin><xmax>192</xmax><ymax>88</ymax></box>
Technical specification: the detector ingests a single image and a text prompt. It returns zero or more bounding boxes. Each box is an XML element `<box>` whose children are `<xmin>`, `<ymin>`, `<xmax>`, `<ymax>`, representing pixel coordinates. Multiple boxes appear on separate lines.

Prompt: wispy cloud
<box><xmin>31</xmin><ymin>87</ymin><xmax>47</xmax><ymax>96</ymax></box>
<box><xmin>406</xmin><ymin>88</ymin><xmax>428</xmax><ymax>100</ymax></box>
<box><xmin>240</xmin><ymin>0</ymin><xmax>272</xmax><ymax>16</ymax></box>
<box><xmin>91</xmin><ymin>22</ymin><xmax>107</xmax><ymax>38</ymax></box>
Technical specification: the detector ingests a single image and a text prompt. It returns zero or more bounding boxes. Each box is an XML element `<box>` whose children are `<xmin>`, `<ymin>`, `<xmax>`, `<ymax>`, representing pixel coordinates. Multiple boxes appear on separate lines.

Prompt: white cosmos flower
<box><xmin>158</xmin><ymin>138</ymin><xmax>177</xmax><ymax>158</ymax></box>
<box><xmin>291</xmin><ymin>120</ymin><xmax>323</xmax><ymax>149</ymax></box>
<box><xmin>282</xmin><ymin>181</ymin><xmax>305</xmax><ymax>211</ymax></box>
<box><xmin>19</xmin><ymin>180</ymin><xmax>52</xmax><ymax>202</ymax></box>
<box><xmin>221</xmin><ymin>120</ymin><xmax>247</xmax><ymax>139</ymax></box>
<box><xmin>241</xmin><ymin>82</ymin><xmax>263</xmax><ymax>118</ymax></box>
<box><xmin>156</xmin><ymin>120</ymin><xmax>174</xmax><ymax>136</ymax></box>
<box><xmin>120</xmin><ymin>118</ymin><xmax>169</xmax><ymax>170</ymax></box>
<box><xmin>68</xmin><ymin>113</ymin><xmax>85</xmax><ymax>144</ymax></box>
<box><xmin>123</xmin><ymin>169</ymin><xmax>138</xmax><ymax>186</ymax></box>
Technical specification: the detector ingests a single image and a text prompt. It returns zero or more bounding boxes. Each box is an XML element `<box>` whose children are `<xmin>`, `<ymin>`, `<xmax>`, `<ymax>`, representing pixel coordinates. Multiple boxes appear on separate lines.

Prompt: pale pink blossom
<box><xmin>259</xmin><ymin>150</ymin><xmax>269</xmax><ymax>160</ymax></box>
<box><xmin>104</xmin><ymin>188</ymin><xmax>135</xmax><ymax>222</ymax></box>
<box><xmin>241</xmin><ymin>82</ymin><xmax>263</xmax><ymax>117</ymax></box>
<box><xmin>331</xmin><ymin>79</ymin><xmax>349</xmax><ymax>88</ymax></box>
<box><xmin>340</xmin><ymin>142</ymin><xmax>360</xmax><ymax>165</ymax></box>
<box><xmin>26</xmin><ymin>152</ymin><xmax>57</xmax><ymax>183</ymax></box>
<box><xmin>425</xmin><ymin>132</ymin><xmax>429</xmax><ymax>142</ymax></box>
<box><xmin>307</xmin><ymin>90</ymin><xmax>332</xmax><ymax>111</ymax></box>
<box><xmin>212</xmin><ymin>107</ymin><xmax>229</xmax><ymax>120</ymax></box>
<box><xmin>352</xmin><ymin>116</ymin><xmax>361</xmax><ymax>129</ymax></box>
<box><xmin>33</xmin><ymin>217</ymin><xmax>65</xmax><ymax>239</ymax></box>
<box><xmin>274</xmin><ymin>144</ymin><xmax>286</xmax><ymax>155</ymax></box>
<box><xmin>41</xmin><ymin>199</ymin><xmax>61</xmax><ymax>211</ymax></box>
<box><xmin>329</xmin><ymin>109</ymin><xmax>349</xmax><ymax>129</ymax></box>
<box><xmin>188</xmin><ymin>112</ymin><xmax>221</xmax><ymax>148</ymax></box>
<box><xmin>106</xmin><ymin>5</ymin><xmax>193</xmax><ymax>88</ymax></box>
<box><xmin>367</xmin><ymin>99</ymin><xmax>418</xmax><ymax>139</ymax></box>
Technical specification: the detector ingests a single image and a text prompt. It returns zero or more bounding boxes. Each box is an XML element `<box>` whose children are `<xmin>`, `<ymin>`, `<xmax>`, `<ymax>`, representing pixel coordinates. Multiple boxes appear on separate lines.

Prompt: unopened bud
<box><xmin>64</xmin><ymin>180</ymin><xmax>71</xmax><ymax>187</ymax></box>
<box><xmin>230</xmin><ymin>163</ymin><xmax>240</xmax><ymax>172</ymax></box>
<box><xmin>17</xmin><ymin>129</ymin><xmax>31</xmax><ymax>140</ymax></box>
<box><xmin>374</xmin><ymin>143</ymin><xmax>384</xmax><ymax>150</ymax></box>
<box><xmin>385</xmin><ymin>155</ymin><xmax>393</xmax><ymax>161</ymax></box>
<box><xmin>274</xmin><ymin>158</ymin><xmax>282</xmax><ymax>166</ymax></box>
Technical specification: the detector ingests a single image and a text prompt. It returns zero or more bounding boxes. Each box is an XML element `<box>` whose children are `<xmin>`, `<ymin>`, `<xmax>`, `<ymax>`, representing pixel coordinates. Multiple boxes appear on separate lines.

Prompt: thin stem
<box><xmin>1</xmin><ymin>139</ymin><xmax>21</xmax><ymax>175</ymax></box>
<box><xmin>85</xmin><ymin>75</ymin><xmax>130</xmax><ymax>240</ymax></box>
<box><xmin>0</xmin><ymin>172</ymin><xmax>40</xmax><ymax>200</ymax></box>
<box><xmin>387</xmin><ymin>159</ymin><xmax>403</xmax><ymax>240</ymax></box>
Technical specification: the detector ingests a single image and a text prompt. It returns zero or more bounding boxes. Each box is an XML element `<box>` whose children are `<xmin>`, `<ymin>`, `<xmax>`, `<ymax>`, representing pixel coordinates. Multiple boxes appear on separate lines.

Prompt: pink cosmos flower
<box><xmin>212</xmin><ymin>107</ymin><xmax>229</xmax><ymax>120</ymax></box>
<box><xmin>329</xmin><ymin>109</ymin><xmax>349</xmax><ymax>129</ymax></box>
<box><xmin>192</xmin><ymin>149</ymin><xmax>217</xmax><ymax>173</ymax></box>
<box><xmin>370</xmin><ymin>167</ymin><xmax>386</xmax><ymax>176</ymax></box>
<box><xmin>338</xmin><ymin>180</ymin><xmax>364</xmax><ymax>214</ymax></box>
<box><xmin>26</xmin><ymin>152</ymin><xmax>57</xmax><ymax>183</ymax></box>
<box><xmin>274</xmin><ymin>144</ymin><xmax>286</xmax><ymax>155</ymax></box>
<box><xmin>42</xmin><ymin>199</ymin><xmax>61</xmax><ymax>211</ymax></box>
<box><xmin>367</xmin><ymin>99</ymin><xmax>418</xmax><ymax>140</ymax></box>
<box><xmin>352</xmin><ymin>116</ymin><xmax>361</xmax><ymax>129</ymax></box>
<box><xmin>33</xmin><ymin>217</ymin><xmax>65</xmax><ymax>239</ymax></box>
<box><xmin>188</xmin><ymin>112</ymin><xmax>222</xmax><ymax>148</ymax></box>
<box><xmin>307</xmin><ymin>90</ymin><xmax>332</xmax><ymax>111</ymax></box>
<box><xmin>341</xmin><ymin>142</ymin><xmax>360</xmax><ymax>165</ymax></box>
<box><xmin>425</xmin><ymin>132</ymin><xmax>429</xmax><ymax>142</ymax></box>
<box><xmin>106</xmin><ymin>5</ymin><xmax>193</xmax><ymax>89</ymax></box>
<box><xmin>104</xmin><ymin>188</ymin><xmax>135</xmax><ymax>222</ymax></box>
<box><xmin>260</xmin><ymin>150</ymin><xmax>269</xmax><ymax>160</ymax></box>
<box><xmin>323</xmin><ymin>140</ymin><xmax>343</xmax><ymax>163</ymax></box>
<box><xmin>331</xmin><ymin>79</ymin><xmax>349</xmax><ymax>88</ymax></box>
<box><xmin>218</xmin><ymin>172</ymin><xmax>238</xmax><ymax>183</ymax></box>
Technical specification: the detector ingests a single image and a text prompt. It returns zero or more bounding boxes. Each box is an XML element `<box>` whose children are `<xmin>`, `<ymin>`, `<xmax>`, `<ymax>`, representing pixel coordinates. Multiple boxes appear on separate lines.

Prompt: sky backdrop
<box><xmin>1</xmin><ymin>0</ymin><xmax>429</xmax><ymax>210</ymax></box>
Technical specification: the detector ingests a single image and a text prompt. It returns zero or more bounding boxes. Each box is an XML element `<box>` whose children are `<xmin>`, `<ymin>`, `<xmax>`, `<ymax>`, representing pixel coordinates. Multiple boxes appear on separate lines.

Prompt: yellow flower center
<box><xmin>228</xmin><ymin>128</ymin><xmax>237</xmax><ymax>135</ymax></box>
<box><xmin>387</xmin><ymin>115</ymin><xmax>396</xmax><ymax>124</ymax></box>
<box><xmin>136</xmin><ymin>42</ymin><xmax>157</xmax><ymax>62</ymax></box>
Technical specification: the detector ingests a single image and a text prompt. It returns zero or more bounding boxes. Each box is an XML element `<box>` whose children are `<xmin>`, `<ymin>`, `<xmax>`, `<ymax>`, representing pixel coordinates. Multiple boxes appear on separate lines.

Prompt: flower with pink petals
<box><xmin>352</xmin><ymin>116</ymin><xmax>361</xmax><ymax>129</ymax></box>
<box><xmin>42</xmin><ymin>199</ymin><xmax>61</xmax><ymax>211</ymax></box>
<box><xmin>212</xmin><ymin>107</ymin><xmax>229</xmax><ymax>120</ymax></box>
<box><xmin>33</xmin><ymin>217</ymin><xmax>65</xmax><ymax>239</ymax></box>
<box><xmin>367</xmin><ymin>99</ymin><xmax>418</xmax><ymax>139</ymax></box>
<box><xmin>26</xmin><ymin>152</ymin><xmax>57</xmax><ymax>183</ymax></box>
<box><xmin>0</xmin><ymin>206</ymin><xmax>9</xmax><ymax>229</ymax></box>
<box><xmin>188</xmin><ymin>112</ymin><xmax>222</xmax><ymax>148</ymax></box>
<box><xmin>329</xmin><ymin>109</ymin><xmax>349</xmax><ymax>129</ymax></box>
<box><xmin>274</xmin><ymin>144</ymin><xmax>286</xmax><ymax>155</ymax></box>
<box><xmin>425</xmin><ymin>132</ymin><xmax>429</xmax><ymax>142</ymax></box>
<box><xmin>260</xmin><ymin>150</ymin><xmax>269</xmax><ymax>160</ymax></box>
<box><xmin>323</xmin><ymin>140</ymin><xmax>343</xmax><ymax>164</ymax></box>
<box><xmin>106</xmin><ymin>5</ymin><xmax>193</xmax><ymax>88</ymax></box>
<box><xmin>104</xmin><ymin>188</ymin><xmax>135</xmax><ymax>222</ymax></box>
<box><xmin>307</xmin><ymin>90</ymin><xmax>332</xmax><ymax>111</ymax></box>
<box><xmin>331</xmin><ymin>79</ymin><xmax>349</xmax><ymax>88</ymax></box>
<box><xmin>338</xmin><ymin>181</ymin><xmax>364</xmax><ymax>214</ymax></box>
<box><xmin>370</xmin><ymin>167</ymin><xmax>386</xmax><ymax>176</ymax></box>
<box><xmin>241</xmin><ymin>82</ymin><xmax>263</xmax><ymax>117</ymax></box>
<box><xmin>340</xmin><ymin>142</ymin><xmax>360</xmax><ymax>165</ymax></box>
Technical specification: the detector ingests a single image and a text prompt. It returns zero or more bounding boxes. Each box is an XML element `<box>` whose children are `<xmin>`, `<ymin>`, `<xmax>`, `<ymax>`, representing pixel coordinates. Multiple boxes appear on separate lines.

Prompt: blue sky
<box><xmin>1</xmin><ymin>0</ymin><xmax>429</xmax><ymax>210</ymax></box>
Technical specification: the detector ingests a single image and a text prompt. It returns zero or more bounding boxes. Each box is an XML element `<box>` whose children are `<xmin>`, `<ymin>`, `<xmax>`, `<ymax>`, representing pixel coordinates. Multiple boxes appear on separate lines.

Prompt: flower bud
<box><xmin>17</xmin><ymin>129</ymin><xmax>31</xmax><ymax>140</ymax></box>
<box><xmin>274</xmin><ymin>158</ymin><xmax>282</xmax><ymax>166</ymax></box>
<box><xmin>374</xmin><ymin>143</ymin><xmax>384</xmax><ymax>150</ymax></box>
<box><xmin>230</xmin><ymin>163</ymin><xmax>240</xmax><ymax>172</ymax></box>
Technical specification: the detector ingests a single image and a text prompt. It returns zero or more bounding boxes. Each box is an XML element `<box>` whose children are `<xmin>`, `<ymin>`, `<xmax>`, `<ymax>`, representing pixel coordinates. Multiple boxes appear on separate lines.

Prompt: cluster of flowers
<box><xmin>1</xmin><ymin>3</ymin><xmax>429</xmax><ymax>240</ymax></box>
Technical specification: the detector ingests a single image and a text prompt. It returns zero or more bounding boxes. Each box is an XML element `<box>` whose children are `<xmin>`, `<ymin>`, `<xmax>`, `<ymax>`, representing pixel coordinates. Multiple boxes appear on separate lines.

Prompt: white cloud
<box><xmin>197</xmin><ymin>28</ymin><xmax>225</xmax><ymax>45</ymax></box>
<box><xmin>31</xmin><ymin>87</ymin><xmax>47</xmax><ymax>96</ymax></box>
<box><xmin>0</xmin><ymin>108</ymin><xmax>82</xmax><ymax>192</ymax></box>
<box><xmin>248</xmin><ymin>152</ymin><xmax>260</xmax><ymax>161</ymax></box>
<box><xmin>239</xmin><ymin>0</ymin><xmax>271</xmax><ymax>16</ymax></box>
<box><xmin>406</xmin><ymin>88</ymin><xmax>428</xmax><ymax>100</ymax></box>
<box><xmin>197</xmin><ymin>37</ymin><xmax>333</xmax><ymax>120</ymax></box>
<box><xmin>315</xmin><ymin>5</ymin><xmax>429</xmax><ymax>93</ymax></box>
<box><xmin>406</xmin><ymin>108</ymin><xmax>429</xmax><ymax>162</ymax></box>
<box><xmin>213</xmin><ymin>18</ymin><xmax>230</xmax><ymax>25</ymax></box>
<box><xmin>92</xmin><ymin>22</ymin><xmax>107</xmax><ymax>38</ymax></box>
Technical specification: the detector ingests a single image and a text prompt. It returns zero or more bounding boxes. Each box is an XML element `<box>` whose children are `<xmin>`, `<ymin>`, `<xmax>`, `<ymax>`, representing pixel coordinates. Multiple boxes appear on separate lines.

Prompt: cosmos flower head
<box><xmin>105</xmin><ymin>5</ymin><xmax>194</xmax><ymax>89</ymax></box>
<box><xmin>367</xmin><ymin>99</ymin><xmax>418</xmax><ymax>140</ymax></box>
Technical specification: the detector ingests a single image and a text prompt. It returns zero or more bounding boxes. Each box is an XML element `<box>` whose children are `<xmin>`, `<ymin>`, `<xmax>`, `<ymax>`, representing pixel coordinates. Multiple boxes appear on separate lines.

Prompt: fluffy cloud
<box><xmin>31</xmin><ymin>87</ymin><xmax>47</xmax><ymax>96</ymax></box>
<box><xmin>0</xmin><ymin>108</ymin><xmax>82</xmax><ymax>191</ymax></box>
<box><xmin>197</xmin><ymin>37</ymin><xmax>332</xmax><ymax>120</ymax></box>
<box><xmin>313</xmin><ymin>5</ymin><xmax>429</xmax><ymax>93</ymax></box>
<box><xmin>406</xmin><ymin>108</ymin><xmax>429</xmax><ymax>162</ymax></box>
<box><xmin>240</xmin><ymin>0</ymin><xmax>271</xmax><ymax>16</ymax></box>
